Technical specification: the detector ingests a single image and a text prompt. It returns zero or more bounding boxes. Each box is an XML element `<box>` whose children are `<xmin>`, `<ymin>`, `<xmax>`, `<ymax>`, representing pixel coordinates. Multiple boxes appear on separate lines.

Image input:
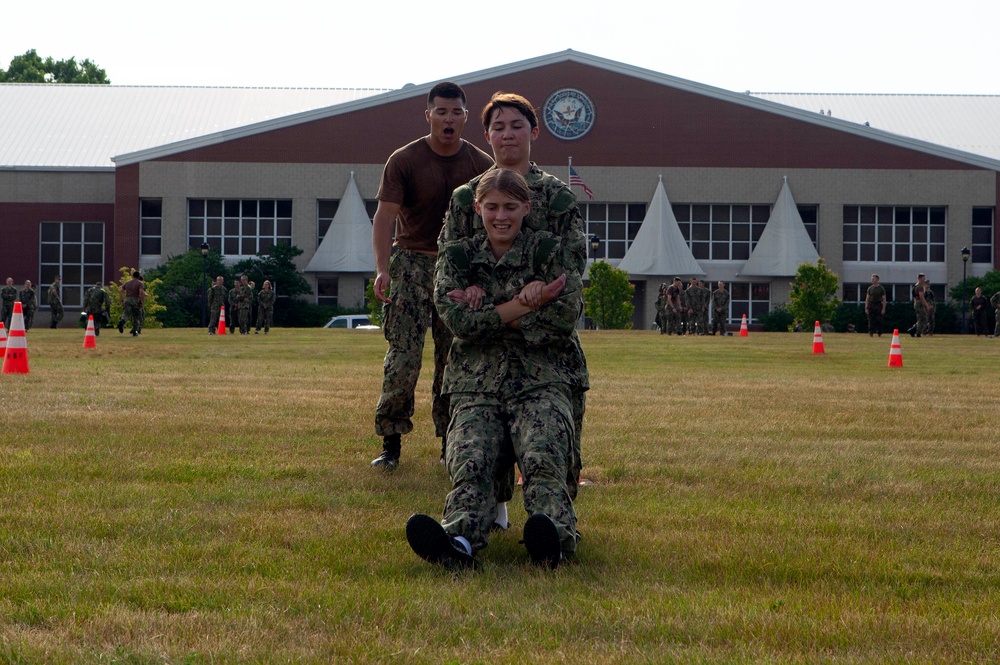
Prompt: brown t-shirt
<box><xmin>377</xmin><ymin>137</ymin><xmax>493</xmax><ymax>253</ymax></box>
<box><xmin>123</xmin><ymin>278</ymin><xmax>145</xmax><ymax>300</ymax></box>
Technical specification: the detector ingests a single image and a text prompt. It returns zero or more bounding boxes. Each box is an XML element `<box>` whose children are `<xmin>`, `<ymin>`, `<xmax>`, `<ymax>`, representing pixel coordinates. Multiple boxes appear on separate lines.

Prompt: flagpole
<box><xmin>568</xmin><ymin>156</ymin><xmax>572</xmax><ymax>184</ymax></box>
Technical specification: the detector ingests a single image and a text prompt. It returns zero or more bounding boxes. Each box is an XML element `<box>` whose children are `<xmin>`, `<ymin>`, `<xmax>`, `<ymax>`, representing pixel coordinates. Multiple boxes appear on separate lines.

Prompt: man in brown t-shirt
<box><xmin>119</xmin><ymin>271</ymin><xmax>146</xmax><ymax>336</ymax></box>
<box><xmin>370</xmin><ymin>81</ymin><xmax>493</xmax><ymax>471</ymax></box>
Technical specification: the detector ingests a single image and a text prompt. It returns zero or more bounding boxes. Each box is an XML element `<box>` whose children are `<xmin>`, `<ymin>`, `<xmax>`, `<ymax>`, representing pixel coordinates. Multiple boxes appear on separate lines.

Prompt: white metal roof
<box><xmin>751</xmin><ymin>92</ymin><xmax>1000</xmax><ymax>161</ymax></box>
<box><xmin>0</xmin><ymin>84</ymin><xmax>389</xmax><ymax>170</ymax></box>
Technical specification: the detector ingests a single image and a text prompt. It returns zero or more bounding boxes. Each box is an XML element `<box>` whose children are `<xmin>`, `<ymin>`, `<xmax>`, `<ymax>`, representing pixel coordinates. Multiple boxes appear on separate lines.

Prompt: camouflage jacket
<box><xmin>711</xmin><ymin>288</ymin><xmax>730</xmax><ymax>311</ymax></box>
<box><xmin>228</xmin><ymin>287</ymin><xmax>241</xmax><ymax>309</ymax></box>
<box><xmin>48</xmin><ymin>284</ymin><xmax>62</xmax><ymax>306</ymax></box>
<box><xmin>440</xmin><ymin>163</ymin><xmax>587</xmax><ymax>278</ymax></box>
<box><xmin>207</xmin><ymin>284</ymin><xmax>227</xmax><ymax>308</ymax></box>
<box><xmin>257</xmin><ymin>289</ymin><xmax>275</xmax><ymax>309</ymax></box>
<box><xmin>18</xmin><ymin>288</ymin><xmax>36</xmax><ymax>310</ymax></box>
<box><xmin>435</xmin><ymin>229</ymin><xmax>588</xmax><ymax>395</ymax></box>
<box><xmin>992</xmin><ymin>292</ymin><xmax>1000</xmax><ymax>309</ymax></box>
<box><xmin>238</xmin><ymin>285</ymin><xmax>254</xmax><ymax>309</ymax></box>
<box><xmin>84</xmin><ymin>286</ymin><xmax>110</xmax><ymax>314</ymax></box>
<box><xmin>0</xmin><ymin>285</ymin><xmax>15</xmax><ymax>305</ymax></box>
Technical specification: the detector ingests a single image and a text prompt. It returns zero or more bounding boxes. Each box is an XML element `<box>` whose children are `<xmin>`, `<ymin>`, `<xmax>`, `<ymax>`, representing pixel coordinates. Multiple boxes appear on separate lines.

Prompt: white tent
<box><xmin>738</xmin><ymin>177</ymin><xmax>819</xmax><ymax>277</ymax></box>
<box><xmin>305</xmin><ymin>172</ymin><xmax>375</xmax><ymax>273</ymax></box>
<box><xmin>617</xmin><ymin>176</ymin><xmax>704</xmax><ymax>277</ymax></box>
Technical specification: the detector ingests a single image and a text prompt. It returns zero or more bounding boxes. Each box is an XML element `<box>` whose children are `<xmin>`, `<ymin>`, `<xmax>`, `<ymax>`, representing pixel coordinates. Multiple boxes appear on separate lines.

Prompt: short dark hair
<box><xmin>132</xmin><ymin>271</ymin><xmax>142</xmax><ymax>279</ymax></box>
<box><xmin>481</xmin><ymin>92</ymin><xmax>537</xmax><ymax>131</ymax></box>
<box><xmin>427</xmin><ymin>82</ymin><xmax>467</xmax><ymax>107</ymax></box>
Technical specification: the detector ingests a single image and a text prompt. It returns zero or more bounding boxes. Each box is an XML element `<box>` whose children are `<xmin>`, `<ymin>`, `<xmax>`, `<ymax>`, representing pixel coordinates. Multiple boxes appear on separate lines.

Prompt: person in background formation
<box><xmin>693</xmin><ymin>279</ymin><xmax>710</xmax><ymax>334</ymax></box>
<box><xmin>655</xmin><ymin>283</ymin><xmax>668</xmax><ymax>333</ymax></box>
<box><xmin>1</xmin><ymin>277</ymin><xmax>18</xmax><ymax>329</ymax></box>
<box><xmin>865</xmin><ymin>274</ymin><xmax>886</xmax><ymax>337</ymax></box>
<box><xmin>924</xmin><ymin>280</ymin><xmax>936</xmax><ymax>336</ymax></box>
<box><xmin>664</xmin><ymin>277</ymin><xmax>683</xmax><ymax>335</ymax></box>
<box><xmin>228</xmin><ymin>280</ymin><xmax>241</xmax><ymax>332</ymax></box>
<box><xmin>119</xmin><ymin>271</ymin><xmax>146</xmax><ymax>336</ymax></box>
<box><xmin>711</xmin><ymin>280</ymin><xmax>729</xmax><ymax>335</ymax></box>
<box><xmin>255</xmin><ymin>280</ymin><xmax>275</xmax><ymax>334</ymax></box>
<box><xmin>440</xmin><ymin>91</ymin><xmax>589</xmax><ymax>523</ymax></box>
<box><xmin>407</xmin><ymin>169</ymin><xmax>583</xmax><ymax>570</ymax></box>
<box><xmin>207</xmin><ymin>276</ymin><xmax>227</xmax><ymax>334</ymax></box>
<box><xmin>991</xmin><ymin>289</ymin><xmax>1000</xmax><ymax>338</ymax></box>
<box><xmin>83</xmin><ymin>281</ymin><xmax>111</xmax><ymax>336</ymax></box>
<box><xmin>970</xmin><ymin>287</ymin><xmax>989</xmax><ymax>336</ymax></box>
<box><xmin>19</xmin><ymin>280</ymin><xmax>37</xmax><ymax>330</ymax></box>
<box><xmin>47</xmin><ymin>276</ymin><xmax>64</xmax><ymax>329</ymax></box>
<box><xmin>237</xmin><ymin>275</ymin><xmax>254</xmax><ymax>334</ymax></box>
<box><xmin>908</xmin><ymin>273</ymin><xmax>930</xmax><ymax>338</ymax></box>
<box><xmin>369</xmin><ymin>81</ymin><xmax>494</xmax><ymax>472</ymax></box>
<box><xmin>680</xmin><ymin>278</ymin><xmax>694</xmax><ymax>334</ymax></box>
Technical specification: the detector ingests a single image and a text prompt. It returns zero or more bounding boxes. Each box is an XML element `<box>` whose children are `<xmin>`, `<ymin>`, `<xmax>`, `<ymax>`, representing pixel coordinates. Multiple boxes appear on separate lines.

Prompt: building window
<box><xmin>187</xmin><ymin>199</ymin><xmax>292</xmax><ymax>257</ymax></box>
<box><xmin>140</xmin><ymin>199</ymin><xmax>162</xmax><ymax>256</ymax></box>
<box><xmin>842</xmin><ymin>205</ymin><xmax>946</xmax><ymax>263</ymax></box>
<box><xmin>730</xmin><ymin>281</ymin><xmax>770</xmax><ymax>322</ymax></box>
<box><xmin>670</xmin><ymin>204</ymin><xmax>818</xmax><ymax>261</ymax></box>
<box><xmin>843</xmin><ymin>282</ymin><xmax>945</xmax><ymax>303</ymax></box>
<box><xmin>317</xmin><ymin>199</ymin><xmax>378</xmax><ymax>244</ymax></box>
<box><xmin>583</xmin><ymin>203</ymin><xmax>645</xmax><ymax>260</ymax></box>
<box><xmin>317</xmin><ymin>276</ymin><xmax>338</xmax><ymax>307</ymax></box>
<box><xmin>39</xmin><ymin>222</ymin><xmax>104</xmax><ymax>308</ymax></box>
<box><xmin>971</xmin><ymin>207</ymin><xmax>994</xmax><ymax>264</ymax></box>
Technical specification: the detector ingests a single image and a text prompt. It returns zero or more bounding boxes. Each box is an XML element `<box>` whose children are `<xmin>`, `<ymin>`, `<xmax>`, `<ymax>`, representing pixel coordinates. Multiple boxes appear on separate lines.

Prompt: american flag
<box><xmin>569</xmin><ymin>165</ymin><xmax>595</xmax><ymax>200</ymax></box>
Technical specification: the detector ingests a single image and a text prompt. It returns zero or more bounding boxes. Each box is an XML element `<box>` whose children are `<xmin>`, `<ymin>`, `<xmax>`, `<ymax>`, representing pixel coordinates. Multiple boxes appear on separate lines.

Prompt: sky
<box><xmin>3</xmin><ymin>0</ymin><xmax>999</xmax><ymax>94</ymax></box>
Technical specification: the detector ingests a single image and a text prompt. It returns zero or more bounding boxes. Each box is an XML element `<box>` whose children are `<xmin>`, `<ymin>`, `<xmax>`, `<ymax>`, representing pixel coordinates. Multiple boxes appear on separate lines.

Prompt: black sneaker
<box><xmin>118</xmin><ymin>319</ymin><xmax>125</xmax><ymax>334</ymax></box>
<box><xmin>405</xmin><ymin>513</ymin><xmax>478</xmax><ymax>570</ymax></box>
<box><xmin>370</xmin><ymin>451</ymin><xmax>399</xmax><ymax>471</ymax></box>
<box><xmin>522</xmin><ymin>513</ymin><xmax>562</xmax><ymax>569</ymax></box>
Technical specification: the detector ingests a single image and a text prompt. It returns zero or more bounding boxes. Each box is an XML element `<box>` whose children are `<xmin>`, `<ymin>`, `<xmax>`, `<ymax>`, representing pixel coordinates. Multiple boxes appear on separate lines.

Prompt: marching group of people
<box><xmin>206</xmin><ymin>274</ymin><xmax>276</xmax><ymax>335</ymax></box>
<box><xmin>369</xmin><ymin>83</ymin><xmax>586</xmax><ymax>570</ymax></box>
<box><xmin>654</xmin><ymin>278</ymin><xmax>731</xmax><ymax>336</ymax></box>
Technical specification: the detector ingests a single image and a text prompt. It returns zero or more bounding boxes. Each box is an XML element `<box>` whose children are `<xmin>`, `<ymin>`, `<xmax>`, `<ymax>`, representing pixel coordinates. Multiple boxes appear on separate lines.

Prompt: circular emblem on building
<box><xmin>543</xmin><ymin>89</ymin><xmax>596</xmax><ymax>140</ymax></box>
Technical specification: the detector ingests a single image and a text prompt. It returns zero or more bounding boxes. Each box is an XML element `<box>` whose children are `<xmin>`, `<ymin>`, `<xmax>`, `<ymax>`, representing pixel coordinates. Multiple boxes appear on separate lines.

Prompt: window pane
<box><xmin>63</xmin><ymin>223</ymin><xmax>82</xmax><ymax>242</ymax></box>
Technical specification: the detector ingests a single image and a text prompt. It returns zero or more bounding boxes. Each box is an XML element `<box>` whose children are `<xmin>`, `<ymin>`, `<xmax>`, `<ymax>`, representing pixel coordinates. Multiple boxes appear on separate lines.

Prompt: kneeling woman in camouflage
<box><xmin>406</xmin><ymin>169</ymin><xmax>585</xmax><ymax>570</ymax></box>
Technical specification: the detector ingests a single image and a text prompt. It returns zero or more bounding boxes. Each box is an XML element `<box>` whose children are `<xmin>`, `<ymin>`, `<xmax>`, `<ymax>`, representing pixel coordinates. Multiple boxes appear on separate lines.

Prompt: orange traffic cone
<box><xmin>812</xmin><ymin>321</ymin><xmax>825</xmax><ymax>354</ymax></box>
<box><xmin>887</xmin><ymin>329</ymin><xmax>903</xmax><ymax>368</ymax></box>
<box><xmin>0</xmin><ymin>321</ymin><xmax>6</xmax><ymax>348</ymax></box>
<box><xmin>83</xmin><ymin>315</ymin><xmax>97</xmax><ymax>348</ymax></box>
<box><xmin>2</xmin><ymin>302</ymin><xmax>29</xmax><ymax>374</ymax></box>
<box><xmin>739</xmin><ymin>314</ymin><xmax>749</xmax><ymax>337</ymax></box>
<box><xmin>217</xmin><ymin>306</ymin><xmax>227</xmax><ymax>335</ymax></box>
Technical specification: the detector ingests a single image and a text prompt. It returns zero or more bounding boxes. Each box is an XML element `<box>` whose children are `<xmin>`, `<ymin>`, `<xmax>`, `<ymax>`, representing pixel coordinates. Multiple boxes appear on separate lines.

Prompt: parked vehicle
<box><xmin>323</xmin><ymin>314</ymin><xmax>378</xmax><ymax>330</ymax></box>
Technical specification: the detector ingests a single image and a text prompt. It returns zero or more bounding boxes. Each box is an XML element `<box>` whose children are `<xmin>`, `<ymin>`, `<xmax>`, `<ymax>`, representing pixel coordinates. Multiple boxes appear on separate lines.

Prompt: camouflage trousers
<box><xmin>208</xmin><ymin>304</ymin><xmax>223</xmax><ymax>332</ymax></box>
<box><xmin>867</xmin><ymin>308</ymin><xmax>884</xmax><ymax>335</ymax></box>
<box><xmin>711</xmin><ymin>308</ymin><xmax>727</xmax><ymax>335</ymax></box>
<box><xmin>375</xmin><ymin>250</ymin><xmax>452</xmax><ymax>439</ymax></box>
<box><xmin>1</xmin><ymin>302</ymin><xmax>13</xmax><ymax>330</ymax></box>
<box><xmin>256</xmin><ymin>306</ymin><xmax>273</xmax><ymax>332</ymax></box>
<box><xmin>442</xmin><ymin>384</ymin><xmax>577</xmax><ymax>555</ymax></box>
<box><xmin>238</xmin><ymin>305</ymin><xmax>251</xmax><ymax>334</ymax></box>
<box><xmin>50</xmin><ymin>302</ymin><xmax>64</xmax><ymax>327</ymax></box>
<box><xmin>913</xmin><ymin>302</ymin><xmax>929</xmax><ymax>335</ymax></box>
<box><xmin>664</xmin><ymin>307</ymin><xmax>682</xmax><ymax>334</ymax></box>
<box><xmin>693</xmin><ymin>310</ymin><xmax>709</xmax><ymax>335</ymax></box>
<box><xmin>123</xmin><ymin>297</ymin><xmax>144</xmax><ymax>332</ymax></box>
<box><xmin>995</xmin><ymin>309</ymin><xmax>1000</xmax><ymax>337</ymax></box>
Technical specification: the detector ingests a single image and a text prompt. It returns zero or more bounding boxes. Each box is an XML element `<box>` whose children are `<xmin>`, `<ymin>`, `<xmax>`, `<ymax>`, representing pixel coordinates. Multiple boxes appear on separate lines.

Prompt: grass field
<box><xmin>1</xmin><ymin>327</ymin><xmax>998</xmax><ymax>663</ymax></box>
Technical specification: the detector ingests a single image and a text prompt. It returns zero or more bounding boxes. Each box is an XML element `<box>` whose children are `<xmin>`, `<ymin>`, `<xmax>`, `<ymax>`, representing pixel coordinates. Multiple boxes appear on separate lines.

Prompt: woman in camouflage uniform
<box><xmin>406</xmin><ymin>169</ymin><xmax>584</xmax><ymax>570</ymax></box>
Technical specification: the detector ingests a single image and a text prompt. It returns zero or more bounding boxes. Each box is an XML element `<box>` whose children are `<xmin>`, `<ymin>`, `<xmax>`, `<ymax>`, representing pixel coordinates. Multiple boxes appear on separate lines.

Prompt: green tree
<box><xmin>106</xmin><ymin>267</ymin><xmax>164</xmax><ymax>329</ymax></box>
<box><xmin>584</xmin><ymin>261</ymin><xmax>634</xmax><ymax>329</ymax></box>
<box><xmin>364</xmin><ymin>280</ymin><xmax>384</xmax><ymax>327</ymax></box>
<box><xmin>144</xmin><ymin>249</ymin><xmax>231</xmax><ymax>327</ymax></box>
<box><xmin>948</xmin><ymin>269</ymin><xmax>1000</xmax><ymax>304</ymax></box>
<box><xmin>0</xmin><ymin>49</ymin><xmax>109</xmax><ymax>83</ymax></box>
<box><xmin>787</xmin><ymin>258</ymin><xmax>840</xmax><ymax>328</ymax></box>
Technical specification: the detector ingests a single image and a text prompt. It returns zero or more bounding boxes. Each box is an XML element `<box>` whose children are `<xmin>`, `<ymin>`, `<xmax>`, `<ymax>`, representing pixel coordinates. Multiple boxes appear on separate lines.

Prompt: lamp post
<box><xmin>587</xmin><ymin>233</ymin><xmax>601</xmax><ymax>260</ymax></box>
<box><xmin>200</xmin><ymin>241</ymin><xmax>210</xmax><ymax>328</ymax></box>
<box><xmin>961</xmin><ymin>246</ymin><xmax>970</xmax><ymax>334</ymax></box>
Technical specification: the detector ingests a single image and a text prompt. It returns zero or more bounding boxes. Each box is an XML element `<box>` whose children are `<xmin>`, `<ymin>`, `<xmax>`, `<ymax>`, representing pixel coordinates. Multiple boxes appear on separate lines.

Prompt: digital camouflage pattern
<box><xmin>711</xmin><ymin>286</ymin><xmax>729</xmax><ymax>335</ymax></box>
<box><xmin>47</xmin><ymin>283</ymin><xmax>63</xmax><ymax>326</ymax></box>
<box><xmin>442</xmin><ymin>163</ymin><xmax>589</xmax><ymax>496</ymax></box>
<box><xmin>435</xmin><ymin>228</ymin><xmax>584</xmax><ymax>555</ymax></box>
<box><xmin>207</xmin><ymin>283</ymin><xmax>227</xmax><ymax>331</ymax></box>
<box><xmin>664</xmin><ymin>283</ymin><xmax>682</xmax><ymax>334</ymax></box>
<box><xmin>992</xmin><ymin>291</ymin><xmax>1000</xmax><ymax>337</ymax></box>
<box><xmin>256</xmin><ymin>287</ymin><xmax>275</xmax><ymax>333</ymax></box>
<box><xmin>18</xmin><ymin>287</ymin><xmax>36</xmax><ymax>330</ymax></box>
<box><xmin>1</xmin><ymin>283</ymin><xmax>17</xmax><ymax>329</ymax></box>
<box><xmin>375</xmin><ymin>249</ymin><xmax>452</xmax><ymax>439</ymax></box>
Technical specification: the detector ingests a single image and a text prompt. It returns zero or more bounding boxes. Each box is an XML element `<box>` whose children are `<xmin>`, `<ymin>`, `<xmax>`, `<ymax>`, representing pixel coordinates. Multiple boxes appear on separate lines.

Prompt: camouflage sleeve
<box><xmin>434</xmin><ymin>241</ymin><xmax>505</xmax><ymax>342</ymax></box>
<box><xmin>518</xmin><ymin>238</ymin><xmax>584</xmax><ymax>346</ymax></box>
<box><xmin>439</xmin><ymin>184</ymin><xmax>477</xmax><ymax>247</ymax></box>
<box><xmin>992</xmin><ymin>293</ymin><xmax>1000</xmax><ymax>308</ymax></box>
<box><xmin>548</xmin><ymin>186</ymin><xmax>588</xmax><ymax>277</ymax></box>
